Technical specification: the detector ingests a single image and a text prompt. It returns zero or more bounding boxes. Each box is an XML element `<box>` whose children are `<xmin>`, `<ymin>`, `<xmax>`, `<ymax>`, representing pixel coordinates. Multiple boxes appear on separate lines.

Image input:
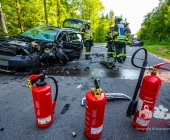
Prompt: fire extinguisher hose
<box><xmin>131</xmin><ymin>48</ymin><xmax>148</xmax><ymax>101</ymax></box>
<box><xmin>126</xmin><ymin>48</ymin><xmax>148</xmax><ymax>118</ymax></box>
<box><xmin>47</xmin><ymin>76</ymin><xmax>58</xmax><ymax>114</ymax></box>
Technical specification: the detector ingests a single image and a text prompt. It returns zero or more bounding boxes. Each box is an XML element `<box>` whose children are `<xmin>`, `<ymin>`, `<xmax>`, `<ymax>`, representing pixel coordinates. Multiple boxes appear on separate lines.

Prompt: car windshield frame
<box><xmin>20</xmin><ymin>26</ymin><xmax>60</xmax><ymax>41</ymax></box>
<box><xmin>63</xmin><ymin>19</ymin><xmax>84</xmax><ymax>30</ymax></box>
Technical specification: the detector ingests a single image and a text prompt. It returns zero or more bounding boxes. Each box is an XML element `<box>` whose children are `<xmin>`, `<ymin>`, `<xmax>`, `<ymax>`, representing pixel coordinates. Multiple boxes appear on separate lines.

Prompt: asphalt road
<box><xmin>0</xmin><ymin>44</ymin><xmax>170</xmax><ymax>140</ymax></box>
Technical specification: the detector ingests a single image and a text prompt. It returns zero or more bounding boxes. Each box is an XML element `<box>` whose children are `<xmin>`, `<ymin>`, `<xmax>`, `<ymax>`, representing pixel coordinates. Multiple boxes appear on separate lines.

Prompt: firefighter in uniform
<box><xmin>113</xmin><ymin>16</ymin><xmax>126</xmax><ymax>63</ymax></box>
<box><xmin>122</xmin><ymin>20</ymin><xmax>132</xmax><ymax>61</ymax></box>
<box><xmin>82</xmin><ymin>20</ymin><xmax>93</xmax><ymax>60</ymax></box>
<box><xmin>106</xmin><ymin>24</ymin><xmax>115</xmax><ymax>58</ymax></box>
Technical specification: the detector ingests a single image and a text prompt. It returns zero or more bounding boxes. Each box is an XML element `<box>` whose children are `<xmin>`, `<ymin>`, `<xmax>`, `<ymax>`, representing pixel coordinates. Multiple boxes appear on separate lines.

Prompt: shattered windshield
<box><xmin>21</xmin><ymin>26</ymin><xmax>60</xmax><ymax>41</ymax></box>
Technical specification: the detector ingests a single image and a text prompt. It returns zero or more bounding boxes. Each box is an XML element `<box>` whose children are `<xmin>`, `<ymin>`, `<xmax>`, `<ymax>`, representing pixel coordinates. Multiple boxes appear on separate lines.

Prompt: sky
<box><xmin>100</xmin><ymin>0</ymin><xmax>160</xmax><ymax>34</ymax></box>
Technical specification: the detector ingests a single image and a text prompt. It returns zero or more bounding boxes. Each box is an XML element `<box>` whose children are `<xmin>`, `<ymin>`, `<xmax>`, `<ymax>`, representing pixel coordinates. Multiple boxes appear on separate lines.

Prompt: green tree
<box><xmin>138</xmin><ymin>1</ymin><xmax>170</xmax><ymax>45</ymax></box>
<box><xmin>0</xmin><ymin>0</ymin><xmax>120</xmax><ymax>42</ymax></box>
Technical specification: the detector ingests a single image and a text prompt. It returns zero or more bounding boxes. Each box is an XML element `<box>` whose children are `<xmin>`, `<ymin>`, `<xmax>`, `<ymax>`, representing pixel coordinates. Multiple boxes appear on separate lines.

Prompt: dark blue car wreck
<box><xmin>0</xmin><ymin>19</ymin><xmax>84</xmax><ymax>75</ymax></box>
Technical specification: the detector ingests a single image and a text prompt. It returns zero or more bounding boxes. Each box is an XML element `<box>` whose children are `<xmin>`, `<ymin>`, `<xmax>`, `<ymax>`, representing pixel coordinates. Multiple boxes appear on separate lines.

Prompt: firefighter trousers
<box><xmin>84</xmin><ymin>40</ymin><xmax>92</xmax><ymax>59</ymax></box>
<box><xmin>114</xmin><ymin>43</ymin><xmax>126</xmax><ymax>62</ymax></box>
<box><xmin>123</xmin><ymin>44</ymin><xmax>126</xmax><ymax>60</ymax></box>
<box><xmin>107</xmin><ymin>42</ymin><xmax>115</xmax><ymax>57</ymax></box>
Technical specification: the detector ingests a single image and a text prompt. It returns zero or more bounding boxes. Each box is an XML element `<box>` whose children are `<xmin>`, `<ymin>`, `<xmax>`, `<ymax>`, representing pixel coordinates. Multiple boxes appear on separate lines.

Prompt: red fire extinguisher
<box><xmin>126</xmin><ymin>48</ymin><xmax>170</xmax><ymax>131</ymax></box>
<box><xmin>28</xmin><ymin>74</ymin><xmax>58</xmax><ymax>128</ymax></box>
<box><xmin>84</xmin><ymin>78</ymin><xmax>106</xmax><ymax>140</ymax></box>
<box><xmin>132</xmin><ymin>62</ymin><xmax>170</xmax><ymax>130</ymax></box>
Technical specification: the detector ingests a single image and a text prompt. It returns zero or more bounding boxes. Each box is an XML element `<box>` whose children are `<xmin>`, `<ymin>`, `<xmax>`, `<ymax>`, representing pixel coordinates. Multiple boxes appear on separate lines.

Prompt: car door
<box><xmin>64</xmin><ymin>30</ymin><xmax>83</xmax><ymax>60</ymax></box>
<box><xmin>67</xmin><ymin>30</ymin><xmax>82</xmax><ymax>43</ymax></box>
<box><xmin>55</xmin><ymin>30</ymin><xmax>82</xmax><ymax>60</ymax></box>
<box><xmin>67</xmin><ymin>30</ymin><xmax>83</xmax><ymax>50</ymax></box>
<box><xmin>63</xmin><ymin>18</ymin><xmax>84</xmax><ymax>31</ymax></box>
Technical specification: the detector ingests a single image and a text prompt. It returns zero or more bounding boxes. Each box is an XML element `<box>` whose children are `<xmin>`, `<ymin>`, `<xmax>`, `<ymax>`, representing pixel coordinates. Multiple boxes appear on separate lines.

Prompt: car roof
<box><xmin>62</xmin><ymin>28</ymin><xmax>79</xmax><ymax>32</ymax></box>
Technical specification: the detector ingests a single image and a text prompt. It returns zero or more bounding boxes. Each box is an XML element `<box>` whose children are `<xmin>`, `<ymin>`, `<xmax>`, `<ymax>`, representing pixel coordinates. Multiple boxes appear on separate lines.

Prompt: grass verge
<box><xmin>143</xmin><ymin>45</ymin><xmax>170</xmax><ymax>59</ymax></box>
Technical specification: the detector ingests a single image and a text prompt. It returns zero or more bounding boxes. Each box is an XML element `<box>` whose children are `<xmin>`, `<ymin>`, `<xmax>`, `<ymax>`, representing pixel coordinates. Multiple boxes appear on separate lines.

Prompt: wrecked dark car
<box><xmin>0</xmin><ymin>18</ymin><xmax>84</xmax><ymax>75</ymax></box>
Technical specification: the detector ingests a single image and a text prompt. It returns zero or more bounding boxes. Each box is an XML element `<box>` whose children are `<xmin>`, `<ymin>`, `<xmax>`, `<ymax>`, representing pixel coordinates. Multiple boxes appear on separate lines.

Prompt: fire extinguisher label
<box><xmin>38</xmin><ymin>115</ymin><xmax>51</xmax><ymax>124</ymax></box>
<box><xmin>91</xmin><ymin>125</ymin><xmax>103</xmax><ymax>134</ymax></box>
<box><xmin>136</xmin><ymin>117</ymin><xmax>150</xmax><ymax>126</ymax></box>
<box><xmin>137</xmin><ymin>98</ymin><xmax>143</xmax><ymax>111</ymax></box>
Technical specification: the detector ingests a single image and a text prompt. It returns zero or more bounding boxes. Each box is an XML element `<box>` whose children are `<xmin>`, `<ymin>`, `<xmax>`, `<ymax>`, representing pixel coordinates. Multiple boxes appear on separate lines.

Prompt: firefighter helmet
<box><xmin>85</xmin><ymin>20</ymin><xmax>91</xmax><ymax>25</ymax></box>
<box><xmin>115</xmin><ymin>16</ymin><xmax>122</xmax><ymax>22</ymax></box>
<box><xmin>122</xmin><ymin>20</ymin><xmax>129</xmax><ymax>25</ymax></box>
<box><xmin>121</xmin><ymin>20</ymin><xmax>126</xmax><ymax>24</ymax></box>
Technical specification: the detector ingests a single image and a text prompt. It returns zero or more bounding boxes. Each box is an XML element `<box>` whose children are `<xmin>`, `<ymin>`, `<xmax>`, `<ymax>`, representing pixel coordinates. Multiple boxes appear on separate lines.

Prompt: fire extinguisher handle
<box><xmin>28</xmin><ymin>74</ymin><xmax>46</xmax><ymax>88</ymax></box>
<box><xmin>153</xmin><ymin>62</ymin><xmax>170</xmax><ymax>71</ymax></box>
<box><xmin>94</xmin><ymin>78</ymin><xmax>100</xmax><ymax>89</ymax></box>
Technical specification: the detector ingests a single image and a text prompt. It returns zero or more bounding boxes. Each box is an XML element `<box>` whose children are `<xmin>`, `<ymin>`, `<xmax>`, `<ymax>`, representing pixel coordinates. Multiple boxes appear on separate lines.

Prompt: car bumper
<box><xmin>0</xmin><ymin>55</ymin><xmax>36</xmax><ymax>67</ymax></box>
<box><xmin>0</xmin><ymin>55</ymin><xmax>36</xmax><ymax>73</ymax></box>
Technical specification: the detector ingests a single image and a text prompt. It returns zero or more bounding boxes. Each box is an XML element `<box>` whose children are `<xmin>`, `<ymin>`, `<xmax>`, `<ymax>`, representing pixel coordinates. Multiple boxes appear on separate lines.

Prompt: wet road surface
<box><xmin>49</xmin><ymin>44</ymin><xmax>141</xmax><ymax>80</ymax></box>
<box><xmin>48</xmin><ymin>44</ymin><xmax>170</xmax><ymax>82</ymax></box>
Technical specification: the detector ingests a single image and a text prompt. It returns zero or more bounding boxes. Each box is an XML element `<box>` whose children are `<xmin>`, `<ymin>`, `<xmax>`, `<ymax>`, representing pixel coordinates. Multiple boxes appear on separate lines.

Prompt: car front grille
<box><xmin>0</xmin><ymin>50</ymin><xmax>16</xmax><ymax>56</ymax></box>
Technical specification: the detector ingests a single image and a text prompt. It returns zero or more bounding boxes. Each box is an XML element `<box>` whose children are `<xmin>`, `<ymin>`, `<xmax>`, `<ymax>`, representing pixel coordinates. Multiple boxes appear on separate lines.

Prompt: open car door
<box><xmin>63</xmin><ymin>18</ymin><xmax>84</xmax><ymax>31</ymax></box>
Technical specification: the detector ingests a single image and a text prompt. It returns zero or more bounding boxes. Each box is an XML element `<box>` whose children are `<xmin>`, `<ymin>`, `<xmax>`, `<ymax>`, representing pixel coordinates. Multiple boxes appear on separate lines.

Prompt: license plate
<box><xmin>0</xmin><ymin>60</ymin><xmax>9</xmax><ymax>66</ymax></box>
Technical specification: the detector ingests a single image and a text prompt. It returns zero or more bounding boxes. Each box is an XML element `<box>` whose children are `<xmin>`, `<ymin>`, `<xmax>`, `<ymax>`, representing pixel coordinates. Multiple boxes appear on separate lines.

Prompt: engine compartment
<box><xmin>0</xmin><ymin>36</ymin><xmax>82</xmax><ymax>75</ymax></box>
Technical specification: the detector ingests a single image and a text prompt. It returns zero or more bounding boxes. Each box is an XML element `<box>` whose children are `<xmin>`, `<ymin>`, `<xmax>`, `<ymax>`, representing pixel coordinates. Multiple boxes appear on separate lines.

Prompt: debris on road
<box><xmin>61</xmin><ymin>104</ymin><xmax>70</xmax><ymax>114</ymax></box>
<box><xmin>92</xmin><ymin>53</ymin><xmax>105</xmax><ymax>58</ymax></box>
<box><xmin>100</xmin><ymin>59</ymin><xmax>117</xmax><ymax>69</ymax></box>
<box><xmin>85</xmin><ymin>67</ymin><xmax>89</xmax><ymax>71</ymax></box>
<box><xmin>77</xmin><ymin>84</ymin><xmax>82</xmax><ymax>89</ymax></box>
<box><xmin>72</xmin><ymin>132</ymin><xmax>77</xmax><ymax>137</ymax></box>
